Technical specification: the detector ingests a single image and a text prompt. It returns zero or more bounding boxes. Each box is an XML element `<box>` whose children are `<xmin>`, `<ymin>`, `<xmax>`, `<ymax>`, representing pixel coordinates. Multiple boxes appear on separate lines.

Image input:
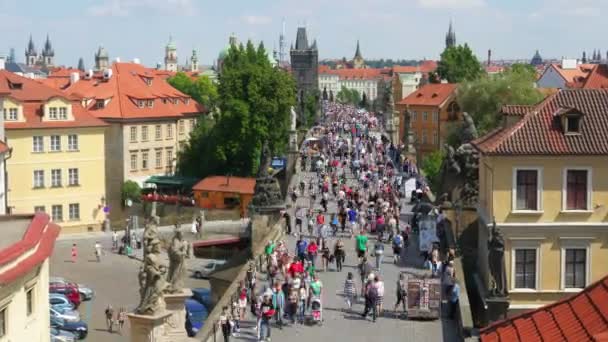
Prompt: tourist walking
<box><xmin>334</xmin><ymin>239</ymin><xmax>345</xmax><ymax>272</ymax></box>
<box><xmin>343</xmin><ymin>272</ymin><xmax>356</xmax><ymax>311</ymax></box>
<box><xmin>373</xmin><ymin>239</ymin><xmax>384</xmax><ymax>271</ymax></box>
<box><xmin>105</xmin><ymin>305</ymin><xmax>115</xmax><ymax>332</ymax></box>
<box><xmin>117</xmin><ymin>307</ymin><xmax>126</xmax><ymax>333</ymax></box>
<box><xmin>94</xmin><ymin>241</ymin><xmax>102</xmax><ymax>262</ymax></box>
<box><xmin>71</xmin><ymin>243</ymin><xmax>78</xmax><ymax>263</ymax></box>
<box><xmin>219</xmin><ymin>306</ymin><xmax>233</xmax><ymax>342</ymax></box>
<box><xmin>394</xmin><ymin>273</ymin><xmax>408</xmax><ymax>317</ymax></box>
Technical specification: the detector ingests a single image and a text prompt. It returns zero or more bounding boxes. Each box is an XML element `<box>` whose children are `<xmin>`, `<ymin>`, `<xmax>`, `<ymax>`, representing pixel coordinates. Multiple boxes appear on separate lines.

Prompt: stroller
<box><xmin>310</xmin><ymin>297</ymin><xmax>323</xmax><ymax>325</ymax></box>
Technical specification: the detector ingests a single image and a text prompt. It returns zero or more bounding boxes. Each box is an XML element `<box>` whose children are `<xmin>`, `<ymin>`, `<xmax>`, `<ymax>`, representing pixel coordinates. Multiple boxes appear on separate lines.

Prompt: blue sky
<box><xmin>1</xmin><ymin>0</ymin><xmax>606</xmax><ymax>68</ymax></box>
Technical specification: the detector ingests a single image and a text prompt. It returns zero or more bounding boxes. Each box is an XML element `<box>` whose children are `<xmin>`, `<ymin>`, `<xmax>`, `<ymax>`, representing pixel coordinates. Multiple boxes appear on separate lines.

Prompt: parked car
<box><xmin>51</xmin><ymin>316</ymin><xmax>88</xmax><ymax>340</ymax></box>
<box><xmin>49</xmin><ymin>293</ymin><xmax>75</xmax><ymax>312</ymax></box>
<box><xmin>185</xmin><ymin>298</ymin><xmax>209</xmax><ymax>337</ymax></box>
<box><xmin>50</xmin><ymin>307</ymin><xmax>80</xmax><ymax>323</ymax></box>
<box><xmin>49</xmin><ymin>283</ymin><xmax>81</xmax><ymax>308</ymax></box>
<box><xmin>50</xmin><ymin>277</ymin><xmax>94</xmax><ymax>301</ymax></box>
<box><xmin>50</xmin><ymin>327</ymin><xmax>76</xmax><ymax>342</ymax></box>
<box><xmin>191</xmin><ymin>288</ymin><xmax>212</xmax><ymax>308</ymax></box>
<box><xmin>193</xmin><ymin>260</ymin><xmax>226</xmax><ymax>279</ymax></box>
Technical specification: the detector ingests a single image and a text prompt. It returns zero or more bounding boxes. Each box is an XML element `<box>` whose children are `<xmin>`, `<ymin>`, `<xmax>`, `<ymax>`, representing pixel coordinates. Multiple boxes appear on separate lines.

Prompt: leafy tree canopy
<box><xmin>167</xmin><ymin>72</ymin><xmax>218</xmax><ymax>110</ymax></box>
<box><xmin>457</xmin><ymin>64</ymin><xmax>544</xmax><ymax>135</ymax></box>
<box><xmin>177</xmin><ymin>41</ymin><xmax>296</xmax><ymax>178</ymax></box>
<box><xmin>421</xmin><ymin>151</ymin><xmax>444</xmax><ymax>194</ymax></box>
<box><xmin>436</xmin><ymin>44</ymin><xmax>484</xmax><ymax>83</ymax></box>
<box><xmin>336</xmin><ymin>86</ymin><xmax>361</xmax><ymax>107</ymax></box>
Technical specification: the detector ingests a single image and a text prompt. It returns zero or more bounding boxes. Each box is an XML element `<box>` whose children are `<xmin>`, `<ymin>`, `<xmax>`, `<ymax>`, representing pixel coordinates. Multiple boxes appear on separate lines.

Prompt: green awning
<box><xmin>144</xmin><ymin>176</ymin><xmax>199</xmax><ymax>189</ymax></box>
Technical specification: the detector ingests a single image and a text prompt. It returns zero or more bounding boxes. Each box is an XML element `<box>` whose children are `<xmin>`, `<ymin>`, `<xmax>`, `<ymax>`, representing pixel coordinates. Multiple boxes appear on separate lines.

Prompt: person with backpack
<box><xmin>392</xmin><ymin>233</ymin><xmax>403</xmax><ymax>264</ymax></box>
<box><xmin>394</xmin><ymin>273</ymin><xmax>408</xmax><ymax>317</ymax></box>
<box><xmin>360</xmin><ymin>278</ymin><xmax>378</xmax><ymax>322</ymax></box>
<box><xmin>373</xmin><ymin>239</ymin><xmax>384</xmax><ymax>271</ymax></box>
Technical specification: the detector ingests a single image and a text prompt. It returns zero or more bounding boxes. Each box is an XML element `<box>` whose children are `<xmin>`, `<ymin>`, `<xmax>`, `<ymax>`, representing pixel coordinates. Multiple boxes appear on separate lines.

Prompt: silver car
<box><xmin>50</xmin><ymin>307</ymin><xmax>80</xmax><ymax>323</ymax></box>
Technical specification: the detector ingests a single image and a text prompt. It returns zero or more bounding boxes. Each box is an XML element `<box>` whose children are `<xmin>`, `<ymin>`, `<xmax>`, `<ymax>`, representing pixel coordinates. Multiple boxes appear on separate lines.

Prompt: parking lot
<box><xmin>50</xmin><ymin>231</ymin><xmax>215</xmax><ymax>341</ymax></box>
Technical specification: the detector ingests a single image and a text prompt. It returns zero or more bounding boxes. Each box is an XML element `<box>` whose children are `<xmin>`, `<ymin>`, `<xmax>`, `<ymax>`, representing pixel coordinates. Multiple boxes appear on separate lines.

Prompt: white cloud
<box><xmin>416</xmin><ymin>0</ymin><xmax>485</xmax><ymax>9</ymax></box>
<box><xmin>569</xmin><ymin>7</ymin><xmax>600</xmax><ymax>17</ymax></box>
<box><xmin>87</xmin><ymin>0</ymin><xmax>196</xmax><ymax>17</ymax></box>
<box><xmin>241</xmin><ymin>15</ymin><xmax>272</xmax><ymax>25</ymax></box>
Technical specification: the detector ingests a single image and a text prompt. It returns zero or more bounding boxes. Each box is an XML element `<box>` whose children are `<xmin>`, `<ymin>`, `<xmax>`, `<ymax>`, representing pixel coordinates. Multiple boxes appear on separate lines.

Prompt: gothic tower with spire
<box><xmin>445</xmin><ymin>21</ymin><xmax>456</xmax><ymax>49</ymax></box>
<box><xmin>25</xmin><ymin>35</ymin><xmax>38</xmax><ymax>66</ymax></box>
<box><xmin>165</xmin><ymin>36</ymin><xmax>178</xmax><ymax>72</ymax></box>
<box><xmin>41</xmin><ymin>34</ymin><xmax>55</xmax><ymax>67</ymax></box>
<box><xmin>353</xmin><ymin>40</ymin><xmax>365</xmax><ymax>69</ymax></box>
<box><xmin>290</xmin><ymin>26</ymin><xmax>319</xmax><ymax>125</ymax></box>
<box><xmin>95</xmin><ymin>46</ymin><xmax>110</xmax><ymax>71</ymax></box>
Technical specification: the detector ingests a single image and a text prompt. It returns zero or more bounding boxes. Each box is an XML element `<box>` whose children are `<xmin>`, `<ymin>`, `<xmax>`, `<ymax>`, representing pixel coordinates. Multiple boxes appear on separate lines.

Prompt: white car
<box><xmin>193</xmin><ymin>260</ymin><xmax>227</xmax><ymax>279</ymax></box>
<box><xmin>50</xmin><ymin>307</ymin><xmax>80</xmax><ymax>323</ymax></box>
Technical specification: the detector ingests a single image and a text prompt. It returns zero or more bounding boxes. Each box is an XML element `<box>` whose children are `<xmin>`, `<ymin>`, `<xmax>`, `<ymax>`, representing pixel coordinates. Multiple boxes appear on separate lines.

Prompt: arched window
<box><xmin>448</xmin><ymin>101</ymin><xmax>460</xmax><ymax>121</ymax></box>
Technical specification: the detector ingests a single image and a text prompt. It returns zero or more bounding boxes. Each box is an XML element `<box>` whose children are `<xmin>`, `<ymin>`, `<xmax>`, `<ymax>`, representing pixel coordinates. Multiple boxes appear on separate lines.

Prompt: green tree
<box><xmin>303</xmin><ymin>90</ymin><xmax>320</xmax><ymax>128</ymax></box>
<box><xmin>457</xmin><ymin>65</ymin><xmax>544</xmax><ymax>134</ymax></box>
<box><xmin>122</xmin><ymin>180</ymin><xmax>141</xmax><ymax>204</ymax></box>
<box><xmin>421</xmin><ymin>151</ymin><xmax>444</xmax><ymax>193</ymax></box>
<box><xmin>167</xmin><ymin>72</ymin><xmax>218</xmax><ymax>110</ymax></box>
<box><xmin>436</xmin><ymin>44</ymin><xmax>484</xmax><ymax>83</ymax></box>
<box><xmin>178</xmin><ymin>40</ymin><xmax>296</xmax><ymax>178</ymax></box>
<box><xmin>336</xmin><ymin>86</ymin><xmax>361</xmax><ymax>106</ymax></box>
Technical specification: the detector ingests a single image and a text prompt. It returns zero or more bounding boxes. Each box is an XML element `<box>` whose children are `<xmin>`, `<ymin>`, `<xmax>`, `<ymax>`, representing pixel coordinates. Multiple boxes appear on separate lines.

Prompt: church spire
<box><xmin>354</xmin><ymin>40</ymin><xmax>362</xmax><ymax>59</ymax></box>
<box><xmin>445</xmin><ymin>20</ymin><xmax>456</xmax><ymax>48</ymax></box>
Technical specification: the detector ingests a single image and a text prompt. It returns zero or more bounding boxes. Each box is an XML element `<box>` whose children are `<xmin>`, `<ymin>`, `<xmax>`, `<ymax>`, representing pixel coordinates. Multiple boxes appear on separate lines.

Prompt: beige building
<box><xmin>49</xmin><ymin>62</ymin><xmax>205</xmax><ymax>218</ymax></box>
<box><xmin>0</xmin><ymin>213</ymin><xmax>60</xmax><ymax>342</ymax></box>
<box><xmin>472</xmin><ymin>90</ymin><xmax>608</xmax><ymax>312</ymax></box>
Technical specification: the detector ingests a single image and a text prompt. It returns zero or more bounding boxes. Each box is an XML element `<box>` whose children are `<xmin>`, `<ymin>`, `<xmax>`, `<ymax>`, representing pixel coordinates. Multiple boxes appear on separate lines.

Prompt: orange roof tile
<box><xmin>480</xmin><ymin>274</ymin><xmax>608</xmax><ymax>342</ymax></box>
<box><xmin>545</xmin><ymin>63</ymin><xmax>595</xmax><ymax>85</ymax></box>
<box><xmin>319</xmin><ymin>68</ymin><xmax>386</xmax><ymax>80</ymax></box>
<box><xmin>398</xmin><ymin>83</ymin><xmax>457</xmax><ymax>107</ymax></box>
<box><xmin>393</xmin><ymin>61</ymin><xmax>437</xmax><ymax>74</ymax></box>
<box><xmin>0</xmin><ymin>70</ymin><xmax>107</xmax><ymax>130</ymax></box>
<box><xmin>49</xmin><ymin>63</ymin><xmax>205</xmax><ymax>120</ymax></box>
<box><xmin>192</xmin><ymin>176</ymin><xmax>256</xmax><ymax>195</ymax></box>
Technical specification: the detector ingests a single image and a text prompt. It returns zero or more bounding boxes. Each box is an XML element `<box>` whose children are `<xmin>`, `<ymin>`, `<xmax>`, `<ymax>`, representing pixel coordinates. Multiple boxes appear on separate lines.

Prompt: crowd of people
<box><xmin>216</xmin><ymin>103</ymin><xmax>460</xmax><ymax>342</ymax></box>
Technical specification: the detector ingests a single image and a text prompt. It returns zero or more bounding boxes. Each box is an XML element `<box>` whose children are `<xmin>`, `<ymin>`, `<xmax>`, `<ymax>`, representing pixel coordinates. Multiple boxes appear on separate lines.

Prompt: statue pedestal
<box><xmin>164</xmin><ymin>289</ymin><xmax>192</xmax><ymax>340</ymax></box>
<box><xmin>128</xmin><ymin>311</ymin><xmax>171</xmax><ymax>342</ymax></box>
<box><xmin>486</xmin><ymin>297</ymin><xmax>510</xmax><ymax>323</ymax></box>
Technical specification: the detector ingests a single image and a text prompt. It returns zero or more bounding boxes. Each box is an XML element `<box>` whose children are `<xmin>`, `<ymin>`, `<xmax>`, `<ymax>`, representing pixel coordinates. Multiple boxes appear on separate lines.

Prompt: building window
<box><xmin>166</xmin><ymin>124</ymin><xmax>173</xmax><ymax>138</ymax></box>
<box><xmin>189</xmin><ymin>119</ymin><xmax>195</xmax><ymax>131</ymax></box>
<box><xmin>146</xmin><ymin>99</ymin><xmax>154</xmax><ymax>108</ymax></box>
<box><xmin>166</xmin><ymin>148</ymin><xmax>173</xmax><ymax>167</ymax></box>
<box><xmin>514</xmin><ymin>169</ymin><xmax>540</xmax><ymax>211</ymax></box>
<box><xmin>433</xmin><ymin>131</ymin><xmax>438</xmax><ymax>145</ymax></box>
<box><xmin>0</xmin><ymin>306</ymin><xmax>6</xmax><ymax>337</ymax></box>
<box><xmin>155</xmin><ymin>149</ymin><xmax>162</xmax><ymax>169</ymax></box>
<box><xmin>51</xmin><ymin>169</ymin><xmax>62</xmax><ymax>187</ymax></box>
<box><xmin>137</xmin><ymin>100</ymin><xmax>145</xmax><ymax>108</ymax></box>
<box><xmin>421</xmin><ymin>131</ymin><xmax>427</xmax><ymax>144</ymax></box>
<box><xmin>68</xmin><ymin>134</ymin><xmax>78</xmax><ymax>151</ymax></box>
<box><xmin>565</xmin><ymin>169</ymin><xmax>590</xmax><ymax>210</ymax></box>
<box><xmin>50</xmin><ymin>135</ymin><xmax>61</xmax><ymax>151</ymax></box>
<box><xmin>411</xmin><ymin>111</ymin><xmax>417</xmax><ymax>121</ymax></box>
<box><xmin>141</xmin><ymin>151</ymin><xmax>149</xmax><ymax>169</ymax></box>
<box><xmin>130</xmin><ymin>126</ymin><xmax>137</xmax><ymax>142</ymax></box>
<box><xmin>26</xmin><ymin>287</ymin><xmax>34</xmax><ymax>316</ymax></box>
<box><xmin>33</xmin><ymin>170</ymin><xmax>44</xmax><ymax>188</ymax></box>
<box><xmin>141</xmin><ymin>126</ymin><xmax>149</xmax><ymax>141</ymax></box>
<box><xmin>33</xmin><ymin>136</ymin><xmax>44</xmax><ymax>152</ymax></box>
<box><xmin>96</xmin><ymin>100</ymin><xmax>105</xmax><ymax>109</ymax></box>
<box><xmin>514</xmin><ymin>249</ymin><xmax>537</xmax><ymax>289</ymax></box>
<box><xmin>130</xmin><ymin>153</ymin><xmax>137</xmax><ymax>171</ymax></box>
<box><xmin>4</xmin><ymin>108</ymin><xmax>17</xmax><ymax>121</ymax></box>
<box><xmin>178</xmin><ymin>121</ymin><xmax>185</xmax><ymax>135</ymax></box>
<box><xmin>564</xmin><ymin>248</ymin><xmax>586</xmax><ymax>288</ymax></box>
<box><xmin>51</xmin><ymin>205</ymin><xmax>63</xmax><ymax>222</ymax></box>
<box><xmin>34</xmin><ymin>206</ymin><xmax>45</xmax><ymax>212</ymax></box>
<box><xmin>565</xmin><ymin>116</ymin><xmax>581</xmax><ymax>134</ymax></box>
<box><xmin>69</xmin><ymin>203</ymin><xmax>80</xmax><ymax>220</ymax></box>
<box><xmin>49</xmin><ymin>107</ymin><xmax>58</xmax><ymax>119</ymax></box>
<box><xmin>59</xmin><ymin>107</ymin><xmax>68</xmax><ymax>120</ymax></box>
<box><xmin>422</xmin><ymin>112</ymin><xmax>428</xmax><ymax>121</ymax></box>
<box><xmin>432</xmin><ymin>111</ymin><xmax>439</xmax><ymax>122</ymax></box>
<box><xmin>68</xmin><ymin>168</ymin><xmax>79</xmax><ymax>186</ymax></box>
<box><xmin>185</xmin><ymin>98</ymin><xmax>190</xmax><ymax>105</ymax></box>
<box><xmin>155</xmin><ymin>125</ymin><xmax>162</xmax><ymax>140</ymax></box>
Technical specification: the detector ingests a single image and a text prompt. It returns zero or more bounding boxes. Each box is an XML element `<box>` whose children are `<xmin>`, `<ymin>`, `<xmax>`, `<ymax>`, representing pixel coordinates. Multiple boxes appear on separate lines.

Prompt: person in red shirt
<box><xmin>316</xmin><ymin>213</ymin><xmax>325</xmax><ymax>225</ymax></box>
<box><xmin>307</xmin><ymin>240</ymin><xmax>319</xmax><ymax>268</ymax></box>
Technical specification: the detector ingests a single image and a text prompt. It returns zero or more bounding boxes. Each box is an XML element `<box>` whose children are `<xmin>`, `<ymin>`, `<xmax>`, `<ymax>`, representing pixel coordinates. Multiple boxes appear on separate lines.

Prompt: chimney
<box><xmin>114</xmin><ymin>57</ymin><xmax>121</xmax><ymax>63</ymax></box>
<box><xmin>133</xmin><ymin>58</ymin><xmax>140</xmax><ymax>64</ymax></box>
<box><xmin>487</xmin><ymin>49</ymin><xmax>492</xmax><ymax>67</ymax></box>
<box><xmin>70</xmin><ymin>72</ymin><xmax>80</xmax><ymax>85</ymax></box>
<box><xmin>0</xmin><ymin>56</ymin><xmax>5</xmax><ymax>70</ymax></box>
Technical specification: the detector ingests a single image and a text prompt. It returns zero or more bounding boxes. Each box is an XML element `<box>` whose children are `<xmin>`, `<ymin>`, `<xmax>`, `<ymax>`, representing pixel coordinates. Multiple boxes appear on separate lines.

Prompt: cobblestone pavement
<box><xmin>229</xmin><ymin>164</ymin><xmax>460</xmax><ymax>342</ymax></box>
<box><xmin>50</xmin><ymin>222</ymin><xmax>244</xmax><ymax>342</ymax></box>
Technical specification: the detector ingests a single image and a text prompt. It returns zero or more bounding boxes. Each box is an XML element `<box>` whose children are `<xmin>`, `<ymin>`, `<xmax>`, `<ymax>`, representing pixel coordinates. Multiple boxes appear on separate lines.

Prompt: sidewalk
<box><xmin>57</xmin><ymin>219</ymin><xmax>248</xmax><ymax>241</ymax></box>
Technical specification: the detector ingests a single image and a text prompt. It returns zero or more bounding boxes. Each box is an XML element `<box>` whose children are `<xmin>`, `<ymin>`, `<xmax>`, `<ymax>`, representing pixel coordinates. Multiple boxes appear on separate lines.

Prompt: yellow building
<box><xmin>0</xmin><ymin>70</ymin><xmax>108</xmax><ymax>233</ymax></box>
<box><xmin>472</xmin><ymin>90</ymin><xmax>608</xmax><ymax>312</ymax></box>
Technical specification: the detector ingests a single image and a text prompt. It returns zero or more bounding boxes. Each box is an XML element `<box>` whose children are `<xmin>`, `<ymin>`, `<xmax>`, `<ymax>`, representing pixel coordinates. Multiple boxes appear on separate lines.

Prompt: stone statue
<box><xmin>445</xmin><ymin>144</ymin><xmax>461</xmax><ymax>175</ymax></box>
<box><xmin>488</xmin><ymin>220</ymin><xmax>507</xmax><ymax>297</ymax></box>
<box><xmin>135</xmin><ymin>230</ymin><xmax>168</xmax><ymax>315</ymax></box>
<box><xmin>142</xmin><ymin>222</ymin><xmax>159</xmax><ymax>260</ymax></box>
<box><xmin>290</xmin><ymin>106</ymin><xmax>297</xmax><ymax>131</ymax></box>
<box><xmin>165</xmin><ymin>230</ymin><xmax>189</xmax><ymax>293</ymax></box>
<box><xmin>461</xmin><ymin>112</ymin><xmax>478</xmax><ymax>143</ymax></box>
<box><xmin>252</xmin><ymin>141</ymin><xmax>284</xmax><ymax>207</ymax></box>
<box><xmin>258</xmin><ymin>142</ymin><xmax>272</xmax><ymax>178</ymax></box>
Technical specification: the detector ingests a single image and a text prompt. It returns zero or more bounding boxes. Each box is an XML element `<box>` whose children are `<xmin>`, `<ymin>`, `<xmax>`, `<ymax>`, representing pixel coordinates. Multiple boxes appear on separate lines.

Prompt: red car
<box><xmin>49</xmin><ymin>283</ymin><xmax>81</xmax><ymax>308</ymax></box>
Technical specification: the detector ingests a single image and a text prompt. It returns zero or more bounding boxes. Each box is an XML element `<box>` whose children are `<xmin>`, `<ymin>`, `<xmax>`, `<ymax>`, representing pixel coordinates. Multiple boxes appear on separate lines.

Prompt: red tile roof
<box><xmin>480</xmin><ymin>274</ymin><xmax>608</xmax><ymax>342</ymax></box>
<box><xmin>500</xmin><ymin>105</ymin><xmax>534</xmax><ymax>116</ymax></box>
<box><xmin>0</xmin><ymin>213</ymin><xmax>61</xmax><ymax>284</ymax></box>
<box><xmin>0</xmin><ymin>70</ymin><xmax>108</xmax><ymax>130</ymax></box>
<box><xmin>398</xmin><ymin>83</ymin><xmax>457</xmax><ymax>107</ymax></box>
<box><xmin>192</xmin><ymin>176</ymin><xmax>256</xmax><ymax>195</ymax></box>
<box><xmin>472</xmin><ymin>89</ymin><xmax>608</xmax><ymax>155</ymax></box>
<box><xmin>544</xmin><ymin>63</ymin><xmax>595</xmax><ymax>85</ymax></box>
<box><xmin>568</xmin><ymin>64</ymin><xmax>608</xmax><ymax>89</ymax></box>
<box><xmin>320</xmin><ymin>68</ymin><xmax>386</xmax><ymax>80</ymax></box>
<box><xmin>52</xmin><ymin>63</ymin><xmax>205</xmax><ymax>120</ymax></box>
<box><xmin>393</xmin><ymin>61</ymin><xmax>438</xmax><ymax>74</ymax></box>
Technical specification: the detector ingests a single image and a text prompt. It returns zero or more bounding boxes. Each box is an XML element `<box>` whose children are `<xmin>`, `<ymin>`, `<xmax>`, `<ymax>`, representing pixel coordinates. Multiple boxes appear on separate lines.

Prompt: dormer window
<box><xmin>137</xmin><ymin>100</ymin><xmax>145</xmax><ymax>108</ymax></box>
<box><xmin>49</xmin><ymin>107</ymin><xmax>58</xmax><ymax>119</ymax></box>
<box><xmin>96</xmin><ymin>100</ymin><xmax>105</xmax><ymax>109</ymax></box>
<box><xmin>173</xmin><ymin>98</ymin><xmax>178</xmax><ymax>105</ymax></box>
<box><xmin>143</xmin><ymin>77</ymin><xmax>152</xmax><ymax>86</ymax></box>
<box><xmin>185</xmin><ymin>98</ymin><xmax>190</xmax><ymax>105</ymax></box>
<box><xmin>8</xmin><ymin>81</ymin><xmax>22</xmax><ymax>90</ymax></box>
<box><xmin>146</xmin><ymin>99</ymin><xmax>154</xmax><ymax>108</ymax></box>
<box><xmin>3</xmin><ymin>108</ymin><xmax>18</xmax><ymax>121</ymax></box>
<box><xmin>565</xmin><ymin>115</ymin><xmax>580</xmax><ymax>134</ymax></box>
<box><xmin>59</xmin><ymin>107</ymin><xmax>67</xmax><ymax>120</ymax></box>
